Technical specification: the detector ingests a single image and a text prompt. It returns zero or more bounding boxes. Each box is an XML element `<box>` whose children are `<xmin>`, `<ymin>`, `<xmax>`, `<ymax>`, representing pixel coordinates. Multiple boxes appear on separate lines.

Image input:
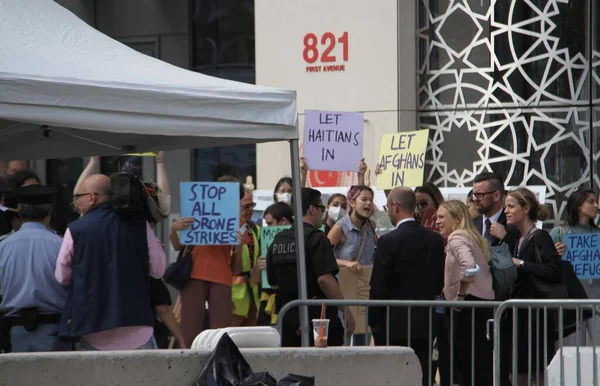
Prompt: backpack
<box><xmin>488</xmin><ymin>242</ymin><xmax>518</xmax><ymax>300</ymax></box>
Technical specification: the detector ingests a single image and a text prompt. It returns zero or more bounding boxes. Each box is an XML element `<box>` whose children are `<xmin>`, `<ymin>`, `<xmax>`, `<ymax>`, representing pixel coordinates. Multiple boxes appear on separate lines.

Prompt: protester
<box><xmin>465</xmin><ymin>189</ymin><xmax>479</xmax><ymax>220</ymax></box>
<box><xmin>369</xmin><ymin>187</ymin><xmax>445</xmax><ymax>386</ymax></box>
<box><xmin>171</xmin><ymin>181</ymin><xmax>246</xmax><ymax>347</ymax></box>
<box><xmin>550</xmin><ymin>188</ymin><xmax>600</xmax><ymax>346</ymax></box>
<box><xmin>232</xmin><ymin>184</ymin><xmax>261</xmax><ymax>327</ymax></box>
<box><xmin>437</xmin><ymin>200</ymin><xmax>494</xmax><ymax>386</ymax></box>
<box><xmin>328</xmin><ymin>185</ymin><xmax>377</xmax><ymax>272</ymax></box>
<box><xmin>150</xmin><ymin>278</ymin><xmax>186</xmax><ymax>349</ymax></box>
<box><xmin>0</xmin><ymin>185</ymin><xmax>69</xmax><ymax>352</ymax></box>
<box><xmin>273</xmin><ymin>177</ymin><xmax>293</xmax><ymax>205</ymax></box>
<box><xmin>414</xmin><ymin>182</ymin><xmax>444</xmax><ymax>222</ymax></box>
<box><xmin>505</xmin><ymin>187</ymin><xmax>560</xmax><ymax>385</ymax></box>
<box><xmin>266</xmin><ymin>188</ymin><xmax>355</xmax><ymax>347</ymax></box>
<box><xmin>256</xmin><ymin>202</ymin><xmax>293</xmax><ymax>326</ymax></box>
<box><xmin>55</xmin><ymin>174</ymin><xmax>166</xmax><ymax>350</ymax></box>
<box><xmin>323</xmin><ymin>193</ymin><xmax>347</xmax><ymax>235</ymax></box>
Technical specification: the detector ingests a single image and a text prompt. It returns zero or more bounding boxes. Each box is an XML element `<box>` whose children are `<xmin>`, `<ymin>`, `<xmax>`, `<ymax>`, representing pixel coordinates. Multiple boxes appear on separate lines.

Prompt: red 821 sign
<box><xmin>302</xmin><ymin>32</ymin><xmax>348</xmax><ymax>73</ymax></box>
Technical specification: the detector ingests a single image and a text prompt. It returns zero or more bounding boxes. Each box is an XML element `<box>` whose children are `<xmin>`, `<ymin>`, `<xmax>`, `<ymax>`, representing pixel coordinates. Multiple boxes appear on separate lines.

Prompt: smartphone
<box><xmin>464</xmin><ymin>264</ymin><xmax>480</xmax><ymax>277</ymax></box>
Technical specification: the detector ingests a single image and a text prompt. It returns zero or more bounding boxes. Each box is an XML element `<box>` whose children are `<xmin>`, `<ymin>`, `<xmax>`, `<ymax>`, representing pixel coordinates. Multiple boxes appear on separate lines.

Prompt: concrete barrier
<box><xmin>0</xmin><ymin>347</ymin><xmax>421</xmax><ymax>386</ymax></box>
<box><xmin>547</xmin><ymin>347</ymin><xmax>600</xmax><ymax>386</ymax></box>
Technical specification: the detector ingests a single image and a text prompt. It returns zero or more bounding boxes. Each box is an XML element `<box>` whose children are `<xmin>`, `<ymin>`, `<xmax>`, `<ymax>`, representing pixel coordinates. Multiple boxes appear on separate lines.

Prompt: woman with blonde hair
<box><xmin>436</xmin><ymin>200</ymin><xmax>494</xmax><ymax>386</ymax></box>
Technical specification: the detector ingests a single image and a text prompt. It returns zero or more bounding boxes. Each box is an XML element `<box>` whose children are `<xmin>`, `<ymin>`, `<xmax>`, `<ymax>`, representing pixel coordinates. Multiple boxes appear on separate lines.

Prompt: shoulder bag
<box><xmin>163</xmin><ymin>245</ymin><xmax>193</xmax><ymax>290</ymax></box>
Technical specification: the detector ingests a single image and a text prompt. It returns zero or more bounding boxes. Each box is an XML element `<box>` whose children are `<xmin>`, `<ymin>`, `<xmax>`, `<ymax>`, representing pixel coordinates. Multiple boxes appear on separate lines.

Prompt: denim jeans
<box><xmin>10</xmin><ymin>324</ymin><xmax>72</xmax><ymax>352</ymax></box>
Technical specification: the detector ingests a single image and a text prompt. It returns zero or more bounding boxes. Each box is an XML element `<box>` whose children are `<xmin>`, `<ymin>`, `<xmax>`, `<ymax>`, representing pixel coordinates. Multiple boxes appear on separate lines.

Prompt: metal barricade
<box><xmin>493</xmin><ymin>299</ymin><xmax>600</xmax><ymax>386</ymax></box>
<box><xmin>276</xmin><ymin>299</ymin><xmax>501</xmax><ymax>386</ymax></box>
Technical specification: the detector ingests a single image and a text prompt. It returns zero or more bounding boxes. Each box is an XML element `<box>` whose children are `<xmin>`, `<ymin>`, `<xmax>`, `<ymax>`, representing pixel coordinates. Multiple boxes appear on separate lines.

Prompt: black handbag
<box><xmin>163</xmin><ymin>246</ymin><xmax>193</xmax><ymax>290</ymax></box>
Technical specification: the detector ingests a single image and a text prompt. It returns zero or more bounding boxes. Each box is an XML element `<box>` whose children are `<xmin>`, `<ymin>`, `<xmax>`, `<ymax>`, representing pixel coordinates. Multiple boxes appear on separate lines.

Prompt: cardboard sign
<box><xmin>260</xmin><ymin>225</ymin><xmax>291</xmax><ymax>289</ymax></box>
<box><xmin>303</xmin><ymin>110</ymin><xmax>364</xmax><ymax>172</ymax></box>
<box><xmin>563</xmin><ymin>233</ymin><xmax>600</xmax><ymax>279</ymax></box>
<box><xmin>338</xmin><ymin>265</ymin><xmax>373</xmax><ymax>334</ymax></box>
<box><xmin>376</xmin><ymin>130</ymin><xmax>429</xmax><ymax>190</ymax></box>
<box><xmin>179</xmin><ymin>182</ymin><xmax>240</xmax><ymax>245</ymax></box>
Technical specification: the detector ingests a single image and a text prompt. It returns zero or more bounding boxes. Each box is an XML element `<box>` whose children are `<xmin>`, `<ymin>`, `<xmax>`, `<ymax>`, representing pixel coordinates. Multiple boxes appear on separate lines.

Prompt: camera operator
<box><xmin>55</xmin><ymin>174</ymin><xmax>166</xmax><ymax>350</ymax></box>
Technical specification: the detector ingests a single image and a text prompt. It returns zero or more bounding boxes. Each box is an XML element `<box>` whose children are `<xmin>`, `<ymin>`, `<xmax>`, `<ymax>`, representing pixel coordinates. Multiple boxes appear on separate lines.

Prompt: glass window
<box><xmin>194</xmin><ymin>145</ymin><xmax>256</xmax><ymax>183</ymax></box>
<box><xmin>190</xmin><ymin>0</ymin><xmax>256</xmax><ymax>84</ymax></box>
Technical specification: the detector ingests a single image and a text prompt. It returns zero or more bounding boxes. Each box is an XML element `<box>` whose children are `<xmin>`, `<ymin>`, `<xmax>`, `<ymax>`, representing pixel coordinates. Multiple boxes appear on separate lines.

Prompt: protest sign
<box><xmin>180</xmin><ymin>182</ymin><xmax>240</xmax><ymax>245</ymax></box>
<box><xmin>376</xmin><ymin>130</ymin><xmax>429</xmax><ymax>190</ymax></box>
<box><xmin>260</xmin><ymin>225</ymin><xmax>291</xmax><ymax>289</ymax></box>
<box><xmin>420</xmin><ymin>208</ymin><xmax>439</xmax><ymax>233</ymax></box>
<box><xmin>563</xmin><ymin>233</ymin><xmax>600</xmax><ymax>279</ymax></box>
<box><xmin>303</xmin><ymin>110</ymin><xmax>364</xmax><ymax>172</ymax></box>
<box><xmin>338</xmin><ymin>266</ymin><xmax>372</xmax><ymax>334</ymax></box>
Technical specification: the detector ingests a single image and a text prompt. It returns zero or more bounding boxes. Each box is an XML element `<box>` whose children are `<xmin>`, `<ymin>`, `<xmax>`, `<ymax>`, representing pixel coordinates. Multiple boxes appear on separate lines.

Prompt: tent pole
<box><xmin>289</xmin><ymin>138</ymin><xmax>309</xmax><ymax>347</ymax></box>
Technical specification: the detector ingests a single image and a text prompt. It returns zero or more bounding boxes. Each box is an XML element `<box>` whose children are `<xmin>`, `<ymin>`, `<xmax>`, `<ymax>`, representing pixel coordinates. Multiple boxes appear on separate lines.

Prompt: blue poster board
<box><xmin>563</xmin><ymin>233</ymin><xmax>600</xmax><ymax>279</ymax></box>
<box><xmin>179</xmin><ymin>182</ymin><xmax>239</xmax><ymax>245</ymax></box>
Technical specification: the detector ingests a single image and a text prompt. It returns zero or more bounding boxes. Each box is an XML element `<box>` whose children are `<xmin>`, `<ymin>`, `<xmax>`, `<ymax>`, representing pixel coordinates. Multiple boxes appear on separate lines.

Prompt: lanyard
<box><xmin>515</xmin><ymin>224</ymin><xmax>536</xmax><ymax>259</ymax></box>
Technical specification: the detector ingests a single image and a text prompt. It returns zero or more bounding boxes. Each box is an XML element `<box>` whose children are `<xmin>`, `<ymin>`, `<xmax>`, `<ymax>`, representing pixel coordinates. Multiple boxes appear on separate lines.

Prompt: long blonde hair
<box><xmin>440</xmin><ymin>200</ymin><xmax>490</xmax><ymax>262</ymax></box>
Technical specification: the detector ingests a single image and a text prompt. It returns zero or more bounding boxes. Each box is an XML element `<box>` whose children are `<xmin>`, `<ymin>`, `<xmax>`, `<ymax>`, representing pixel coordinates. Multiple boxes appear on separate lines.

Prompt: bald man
<box><xmin>368</xmin><ymin>187</ymin><xmax>445</xmax><ymax>386</ymax></box>
<box><xmin>6</xmin><ymin>161</ymin><xmax>28</xmax><ymax>177</ymax></box>
<box><xmin>56</xmin><ymin>173</ymin><xmax>166</xmax><ymax>351</ymax></box>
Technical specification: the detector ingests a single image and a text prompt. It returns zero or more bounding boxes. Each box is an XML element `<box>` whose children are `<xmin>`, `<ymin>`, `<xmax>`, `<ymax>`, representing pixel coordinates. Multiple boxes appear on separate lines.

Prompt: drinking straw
<box><xmin>319</xmin><ymin>303</ymin><xmax>325</xmax><ymax>338</ymax></box>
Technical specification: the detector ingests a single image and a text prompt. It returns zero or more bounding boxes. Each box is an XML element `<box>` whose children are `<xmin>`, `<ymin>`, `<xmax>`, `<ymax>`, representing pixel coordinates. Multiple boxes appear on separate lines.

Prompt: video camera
<box><xmin>109</xmin><ymin>172</ymin><xmax>170</xmax><ymax>224</ymax></box>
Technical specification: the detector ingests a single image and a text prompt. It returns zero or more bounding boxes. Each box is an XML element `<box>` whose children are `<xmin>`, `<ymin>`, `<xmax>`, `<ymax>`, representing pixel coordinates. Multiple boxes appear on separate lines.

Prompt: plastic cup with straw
<box><xmin>312</xmin><ymin>303</ymin><xmax>329</xmax><ymax>348</ymax></box>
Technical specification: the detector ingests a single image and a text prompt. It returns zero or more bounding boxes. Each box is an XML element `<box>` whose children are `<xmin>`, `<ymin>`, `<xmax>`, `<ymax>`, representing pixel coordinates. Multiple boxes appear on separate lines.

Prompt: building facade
<box><xmin>33</xmin><ymin>0</ymin><xmax>599</xmax><ymax>231</ymax></box>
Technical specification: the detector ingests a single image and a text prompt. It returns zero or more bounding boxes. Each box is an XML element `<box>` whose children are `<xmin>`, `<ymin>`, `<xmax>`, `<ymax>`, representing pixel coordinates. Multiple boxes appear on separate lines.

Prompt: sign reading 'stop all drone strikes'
<box><xmin>376</xmin><ymin>130</ymin><xmax>429</xmax><ymax>190</ymax></box>
<box><xmin>179</xmin><ymin>182</ymin><xmax>240</xmax><ymax>245</ymax></box>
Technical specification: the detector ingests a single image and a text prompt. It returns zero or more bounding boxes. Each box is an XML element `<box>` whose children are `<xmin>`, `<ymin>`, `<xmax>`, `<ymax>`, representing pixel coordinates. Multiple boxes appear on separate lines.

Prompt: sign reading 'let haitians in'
<box><xmin>303</xmin><ymin>110</ymin><xmax>363</xmax><ymax>172</ymax></box>
<box><xmin>376</xmin><ymin>130</ymin><xmax>429</xmax><ymax>190</ymax></box>
<box><xmin>180</xmin><ymin>182</ymin><xmax>240</xmax><ymax>245</ymax></box>
<box><xmin>563</xmin><ymin>233</ymin><xmax>600</xmax><ymax>279</ymax></box>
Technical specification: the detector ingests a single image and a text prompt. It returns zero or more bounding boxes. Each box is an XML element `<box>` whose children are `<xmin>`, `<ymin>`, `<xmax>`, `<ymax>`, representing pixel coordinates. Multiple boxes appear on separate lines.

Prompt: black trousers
<box><xmin>374</xmin><ymin>333</ymin><xmax>431</xmax><ymax>386</ymax></box>
<box><xmin>453</xmin><ymin>296</ymin><xmax>494</xmax><ymax>386</ymax></box>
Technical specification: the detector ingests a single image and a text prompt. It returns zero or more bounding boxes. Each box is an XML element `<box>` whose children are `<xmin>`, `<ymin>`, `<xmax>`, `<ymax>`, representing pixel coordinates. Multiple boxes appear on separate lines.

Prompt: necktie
<box><xmin>484</xmin><ymin>219</ymin><xmax>494</xmax><ymax>244</ymax></box>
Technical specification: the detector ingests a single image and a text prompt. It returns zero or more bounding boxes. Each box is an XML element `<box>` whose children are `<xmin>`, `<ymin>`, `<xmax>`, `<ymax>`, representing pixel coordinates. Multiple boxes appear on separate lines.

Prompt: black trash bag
<box><xmin>240</xmin><ymin>372</ymin><xmax>277</xmax><ymax>386</ymax></box>
<box><xmin>194</xmin><ymin>334</ymin><xmax>254</xmax><ymax>386</ymax></box>
<box><xmin>277</xmin><ymin>374</ymin><xmax>315</xmax><ymax>386</ymax></box>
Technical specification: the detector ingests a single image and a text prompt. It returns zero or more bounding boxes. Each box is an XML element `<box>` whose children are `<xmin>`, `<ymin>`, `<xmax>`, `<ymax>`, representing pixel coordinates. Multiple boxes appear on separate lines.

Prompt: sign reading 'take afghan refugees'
<box><xmin>563</xmin><ymin>233</ymin><xmax>600</xmax><ymax>279</ymax></box>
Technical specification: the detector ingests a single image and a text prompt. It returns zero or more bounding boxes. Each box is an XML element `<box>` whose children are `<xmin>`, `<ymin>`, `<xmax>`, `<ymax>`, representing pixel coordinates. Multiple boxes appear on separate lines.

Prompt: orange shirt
<box><xmin>190</xmin><ymin>245</ymin><xmax>233</xmax><ymax>287</ymax></box>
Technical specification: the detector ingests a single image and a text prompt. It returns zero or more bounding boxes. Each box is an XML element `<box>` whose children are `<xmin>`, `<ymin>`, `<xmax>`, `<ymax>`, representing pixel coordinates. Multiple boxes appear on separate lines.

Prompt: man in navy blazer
<box><xmin>369</xmin><ymin>187</ymin><xmax>445</xmax><ymax>385</ymax></box>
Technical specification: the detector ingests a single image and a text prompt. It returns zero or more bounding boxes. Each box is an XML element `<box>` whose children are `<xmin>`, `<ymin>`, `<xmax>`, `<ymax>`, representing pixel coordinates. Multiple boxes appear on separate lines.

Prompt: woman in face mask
<box><xmin>273</xmin><ymin>177</ymin><xmax>293</xmax><ymax>205</ymax></box>
<box><xmin>327</xmin><ymin>185</ymin><xmax>378</xmax><ymax>274</ymax></box>
<box><xmin>324</xmin><ymin>194</ymin><xmax>347</xmax><ymax>235</ymax></box>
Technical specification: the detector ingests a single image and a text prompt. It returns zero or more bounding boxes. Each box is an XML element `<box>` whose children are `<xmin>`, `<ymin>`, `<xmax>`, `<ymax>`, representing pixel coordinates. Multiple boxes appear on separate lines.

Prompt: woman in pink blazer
<box><xmin>437</xmin><ymin>200</ymin><xmax>494</xmax><ymax>386</ymax></box>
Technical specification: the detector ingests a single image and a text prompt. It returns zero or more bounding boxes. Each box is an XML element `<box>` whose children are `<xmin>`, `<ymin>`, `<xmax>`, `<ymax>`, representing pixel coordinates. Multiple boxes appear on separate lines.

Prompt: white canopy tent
<box><xmin>0</xmin><ymin>0</ymin><xmax>298</xmax><ymax>158</ymax></box>
<box><xmin>0</xmin><ymin>0</ymin><xmax>311</xmax><ymax>345</ymax></box>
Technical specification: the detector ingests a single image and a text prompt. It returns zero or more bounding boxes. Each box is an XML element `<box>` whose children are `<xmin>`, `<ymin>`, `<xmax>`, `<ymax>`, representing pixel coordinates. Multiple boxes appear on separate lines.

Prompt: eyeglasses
<box><xmin>242</xmin><ymin>202</ymin><xmax>257</xmax><ymax>209</ymax></box>
<box><xmin>383</xmin><ymin>202</ymin><xmax>398</xmax><ymax>212</ymax></box>
<box><xmin>313</xmin><ymin>204</ymin><xmax>326</xmax><ymax>212</ymax></box>
<box><xmin>472</xmin><ymin>191</ymin><xmax>497</xmax><ymax>200</ymax></box>
<box><xmin>73</xmin><ymin>192</ymin><xmax>97</xmax><ymax>200</ymax></box>
<box><xmin>417</xmin><ymin>200</ymin><xmax>429</xmax><ymax>208</ymax></box>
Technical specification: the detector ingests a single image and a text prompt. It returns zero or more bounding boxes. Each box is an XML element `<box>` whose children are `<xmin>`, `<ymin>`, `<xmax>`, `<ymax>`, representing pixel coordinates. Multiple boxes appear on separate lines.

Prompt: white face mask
<box><xmin>328</xmin><ymin>206</ymin><xmax>345</xmax><ymax>222</ymax></box>
<box><xmin>276</xmin><ymin>193</ymin><xmax>292</xmax><ymax>204</ymax></box>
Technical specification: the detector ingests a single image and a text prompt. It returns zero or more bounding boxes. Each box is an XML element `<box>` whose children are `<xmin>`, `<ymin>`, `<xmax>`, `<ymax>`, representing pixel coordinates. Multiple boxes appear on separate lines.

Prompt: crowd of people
<box><xmin>0</xmin><ymin>156</ymin><xmax>596</xmax><ymax>386</ymax></box>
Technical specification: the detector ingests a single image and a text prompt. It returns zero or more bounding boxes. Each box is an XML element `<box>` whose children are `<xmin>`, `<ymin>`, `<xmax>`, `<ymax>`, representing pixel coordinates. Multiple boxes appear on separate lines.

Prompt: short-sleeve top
<box><xmin>333</xmin><ymin>214</ymin><xmax>377</xmax><ymax>265</ymax></box>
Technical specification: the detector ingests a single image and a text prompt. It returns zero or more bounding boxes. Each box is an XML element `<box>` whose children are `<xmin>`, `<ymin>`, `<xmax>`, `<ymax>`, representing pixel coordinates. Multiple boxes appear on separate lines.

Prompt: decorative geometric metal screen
<box><xmin>417</xmin><ymin>0</ymin><xmax>598</xmax><ymax>226</ymax></box>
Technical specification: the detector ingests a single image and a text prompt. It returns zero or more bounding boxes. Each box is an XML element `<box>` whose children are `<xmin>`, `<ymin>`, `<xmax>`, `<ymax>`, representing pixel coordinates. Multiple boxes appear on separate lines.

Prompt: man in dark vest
<box><xmin>55</xmin><ymin>174</ymin><xmax>166</xmax><ymax>350</ymax></box>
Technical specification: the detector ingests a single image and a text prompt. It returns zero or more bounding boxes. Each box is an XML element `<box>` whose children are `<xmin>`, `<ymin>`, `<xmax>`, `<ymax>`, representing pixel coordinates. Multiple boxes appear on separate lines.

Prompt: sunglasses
<box><xmin>242</xmin><ymin>202</ymin><xmax>257</xmax><ymax>209</ymax></box>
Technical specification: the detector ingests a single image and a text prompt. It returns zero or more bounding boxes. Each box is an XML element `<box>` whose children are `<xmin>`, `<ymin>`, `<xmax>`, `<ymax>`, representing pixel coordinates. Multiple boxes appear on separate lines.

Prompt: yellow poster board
<box><xmin>376</xmin><ymin>130</ymin><xmax>429</xmax><ymax>190</ymax></box>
